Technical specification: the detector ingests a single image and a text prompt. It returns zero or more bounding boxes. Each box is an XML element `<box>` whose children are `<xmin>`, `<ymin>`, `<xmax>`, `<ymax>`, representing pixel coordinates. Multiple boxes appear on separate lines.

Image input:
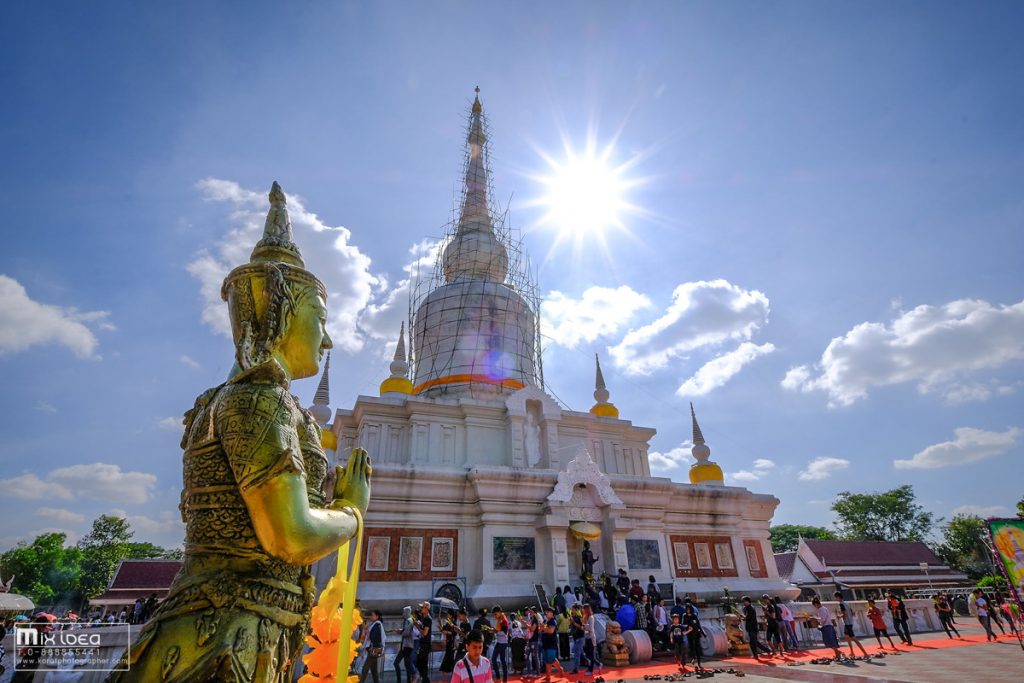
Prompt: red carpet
<box><xmin>502</xmin><ymin>632</ymin><xmax>1021</xmax><ymax>681</ymax></box>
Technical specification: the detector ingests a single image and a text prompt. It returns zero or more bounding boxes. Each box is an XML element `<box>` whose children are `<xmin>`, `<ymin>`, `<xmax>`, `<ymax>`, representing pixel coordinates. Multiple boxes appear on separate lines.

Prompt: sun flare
<box><xmin>527</xmin><ymin>135</ymin><xmax>645</xmax><ymax>259</ymax></box>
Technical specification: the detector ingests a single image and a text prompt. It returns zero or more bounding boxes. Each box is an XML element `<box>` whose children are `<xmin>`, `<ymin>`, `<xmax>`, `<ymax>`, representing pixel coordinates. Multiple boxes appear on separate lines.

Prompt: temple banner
<box><xmin>989</xmin><ymin>518</ymin><xmax>1024</xmax><ymax>599</ymax></box>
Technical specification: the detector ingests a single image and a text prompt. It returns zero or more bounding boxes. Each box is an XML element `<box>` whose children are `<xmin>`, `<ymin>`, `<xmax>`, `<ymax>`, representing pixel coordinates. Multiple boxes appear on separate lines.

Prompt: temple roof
<box><xmin>802</xmin><ymin>539</ymin><xmax>945</xmax><ymax>567</ymax></box>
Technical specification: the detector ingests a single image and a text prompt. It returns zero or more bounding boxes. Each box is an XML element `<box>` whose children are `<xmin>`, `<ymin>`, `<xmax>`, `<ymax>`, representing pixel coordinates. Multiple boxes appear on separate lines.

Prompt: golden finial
<box><xmin>472</xmin><ymin>86</ymin><xmax>482</xmax><ymax>113</ymax></box>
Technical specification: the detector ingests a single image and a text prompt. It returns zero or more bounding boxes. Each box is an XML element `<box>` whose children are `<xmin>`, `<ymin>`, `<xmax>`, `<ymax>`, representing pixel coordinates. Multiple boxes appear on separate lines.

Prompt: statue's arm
<box><xmin>220</xmin><ymin>384</ymin><xmax>369</xmax><ymax>565</ymax></box>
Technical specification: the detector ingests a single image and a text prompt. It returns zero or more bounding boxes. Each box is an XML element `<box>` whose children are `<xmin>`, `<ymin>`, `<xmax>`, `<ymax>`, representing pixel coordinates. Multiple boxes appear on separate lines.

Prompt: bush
<box><xmin>977</xmin><ymin>575</ymin><xmax>1007</xmax><ymax>589</ymax></box>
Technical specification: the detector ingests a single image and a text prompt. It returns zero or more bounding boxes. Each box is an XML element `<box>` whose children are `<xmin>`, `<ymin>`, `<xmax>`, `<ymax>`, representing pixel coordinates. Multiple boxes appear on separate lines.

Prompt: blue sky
<box><xmin>1</xmin><ymin>1</ymin><xmax>1022</xmax><ymax>550</ymax></box>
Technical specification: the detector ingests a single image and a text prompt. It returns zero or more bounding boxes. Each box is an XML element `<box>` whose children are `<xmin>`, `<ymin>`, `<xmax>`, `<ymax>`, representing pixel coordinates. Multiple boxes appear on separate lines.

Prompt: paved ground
<box><xmin>529</xmin><ymin>621</ymin><xmax>1024</xmax><ymax>683</ymax></box>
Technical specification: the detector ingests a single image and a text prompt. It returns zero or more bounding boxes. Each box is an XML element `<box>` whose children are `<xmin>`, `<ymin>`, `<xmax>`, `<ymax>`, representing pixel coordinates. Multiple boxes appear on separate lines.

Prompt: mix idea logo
<box><xmin>12</xmin><ymin>622</ymin><xmax>130</xmax><ymax>672</ymax></box>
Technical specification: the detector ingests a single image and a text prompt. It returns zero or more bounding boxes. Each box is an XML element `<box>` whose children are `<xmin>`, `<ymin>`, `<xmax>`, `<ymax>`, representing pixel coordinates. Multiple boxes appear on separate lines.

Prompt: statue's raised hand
<box><xmin>333</xmin><ymin>447</ymin><xmax>372</xmax><ymax>516</ymax></box>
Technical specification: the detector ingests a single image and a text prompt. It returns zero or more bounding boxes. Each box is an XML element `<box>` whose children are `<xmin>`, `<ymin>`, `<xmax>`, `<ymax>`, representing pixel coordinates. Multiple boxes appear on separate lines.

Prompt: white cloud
<box><xmin>0</xmin><ymin>275</ymin><xmax>113</xmax><ymax>359</ymax></box>
<box><xmin>179</xmin><ymin>354</ymin><xmax>200</xmax><ymax>369</ymax></box>
<box><xmin>1</xmin><ymin>465</ymin><xmax>159</xmax><ymax>506</ymax></box>
<box><xmin>648</xmin><ymin>444</ymin><xmax>692</xmax><ymax>473</ymax></box>
<box><xmin>157</xmin><ymin>416</ymin><xmax>183</xmax><ymax>430</ymax></box>
<box><xmin>894</xmin><ymin>427</ymin><xmax>1020</xmax><ymax>470</ymax></box>
<box><xmin>541</xmin><ymin>286</ymin><xmax>651</xmax><ymax>349</ymax></box>
<box><xmin>358</xmin><ymin>239</ymin><xmax>440</xmax><ymax>345</ymax></box>
<box><xmin>798</xmin><ymin>456</ymin><xmax>850</xmax><ymax>481</ymax></box>
<box><xmin>190</xmin><ymin>179</ymin><xmax>382</xmax><ymax>353</ymax></box>
<box><xmin>46</xmin><ymin>463</ymin><xmax>157</xmax><ymax>504</ymax></box>
<box><xmin>727</xmin><ymin>457</ymin><xmax>776</xmax><ymax>483</ymax></box>
<box><xmin>33</xmin><ymin>400</ymin><xmax>58</xmax><ymax>414</ymax></box>
<box><xmin>609</xmin><ymin>280</ymin><xmax>770</xmax><ymax>375</ymax></box>
<box><xmin>677</xmin><ymin>342</ymin><xmax>775</xmax><ymax>396</ymax></box>
<box><xmin>35</xmin><ymin>507</ymin><xmax>85</xmax><ymax>524</ymax></box>
<box><xmin>951</xmin><ymin>504</ymin><xmax>1008</xmax><ymax>518</ymax></box>
<box><xmin>0</xmin><ymin>472</ymin><xmax>73</xmax><ymax>501</ymax></box>
<box><xmin>782</xmin><ymin>297</ymin><xmax>1024</xmax><ymax>406</ymax></box>
<box><xmin>127</xmin><ymin>511</ymin><xmax>184</xmax><ymax>537</ymax></box>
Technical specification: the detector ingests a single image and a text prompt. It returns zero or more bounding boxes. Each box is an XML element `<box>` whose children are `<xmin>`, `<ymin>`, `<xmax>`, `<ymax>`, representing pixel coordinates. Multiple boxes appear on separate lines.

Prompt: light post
<box><xmin>920</xmin><ymin>562</ymin><xmax>933</xmax><ymax>591</ymax></box>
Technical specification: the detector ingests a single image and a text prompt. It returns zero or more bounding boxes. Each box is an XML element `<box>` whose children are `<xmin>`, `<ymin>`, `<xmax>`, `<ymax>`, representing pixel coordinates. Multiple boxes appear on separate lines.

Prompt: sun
<box><xmin>526</xmin><ymin>133</ymin><xmax>646</xmax><ymax>259</ymax></box>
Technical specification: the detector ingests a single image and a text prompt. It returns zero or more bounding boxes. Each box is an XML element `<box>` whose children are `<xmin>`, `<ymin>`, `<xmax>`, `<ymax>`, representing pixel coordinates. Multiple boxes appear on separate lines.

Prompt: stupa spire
<box><xmin>441</xmin><ymin>87</ymin><xmax>509</xmax><ymax>283</ymax></box>
<box><xmin>691</xmin><ymin>402</ymin><xmax>705</xmax><ymax>446</ymax></box>
<box><xmin>380</xmin><ymin>322</ymin><xmax>413</xmax><ymax>397</ymax></box>
<box><xmin>688</xmin><ymin>403</ymin><xmax>723</xmax><ymax>486</ymax></box>
<box><xmin>589</xmin><ymin>354</ymin><xmax>619</xmax><ymax>418</ymax></box>
<box><xmin>392</xmin><ymin>321</ymin><xmax>408</xmax><ymax>366</ymax></box>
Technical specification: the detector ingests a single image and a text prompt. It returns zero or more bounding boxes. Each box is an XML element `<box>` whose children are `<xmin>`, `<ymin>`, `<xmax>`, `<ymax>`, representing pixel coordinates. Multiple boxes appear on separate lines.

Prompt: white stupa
<box><xmin>317</xmin><ymin>89</ymin><xmax>794</xmax><ymax>611</ymax></box>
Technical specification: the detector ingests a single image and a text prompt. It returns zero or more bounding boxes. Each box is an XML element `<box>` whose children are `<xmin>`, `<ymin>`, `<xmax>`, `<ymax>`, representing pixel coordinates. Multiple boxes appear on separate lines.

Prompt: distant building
<box><xmin>775</xmin><ymin>538</ymin><xmax>968</xmax><ymax>599</ymax></box>
<box><xmin>90</xmin><ymin>559</ymin><xmax>182</xmax><ymax>613</ymax></box>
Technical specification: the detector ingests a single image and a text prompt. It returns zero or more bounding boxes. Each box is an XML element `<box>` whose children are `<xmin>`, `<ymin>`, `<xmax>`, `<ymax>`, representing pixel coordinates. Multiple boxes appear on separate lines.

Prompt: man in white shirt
<box><xmin>451</xmin><ymin>630</ymin><xmax>494</xmax><ymax>683</ymax></box>
<box><xmin>811</xmin><ymin>597</ymin><xmax>842</xmax><ymax>660</ymax></box>
<box><xmin>972</xmin><ymin>589</ymin><xmax>998</xmax><ymax>641</ymax></box>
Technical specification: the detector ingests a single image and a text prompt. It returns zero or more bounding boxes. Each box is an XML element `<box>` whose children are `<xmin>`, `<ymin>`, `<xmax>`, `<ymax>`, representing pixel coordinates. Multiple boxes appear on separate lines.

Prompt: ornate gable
<box><xmin>547</xmin><ymin>448</ymin><xmax>623</xmax><ymax>506</ymax></box>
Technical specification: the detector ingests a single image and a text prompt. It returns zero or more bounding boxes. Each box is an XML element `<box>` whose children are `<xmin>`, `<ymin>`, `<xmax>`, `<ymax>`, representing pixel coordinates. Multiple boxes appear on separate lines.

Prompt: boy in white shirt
<box><xmin>451</xmin><ymin>630</ymin><xmax>494</xmax><ymax>683</ymax></box>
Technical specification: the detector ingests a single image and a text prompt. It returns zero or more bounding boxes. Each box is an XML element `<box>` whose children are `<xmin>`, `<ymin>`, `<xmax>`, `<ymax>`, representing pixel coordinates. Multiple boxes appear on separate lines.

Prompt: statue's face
<box><xmin>278</xmin><ymin>291</ymin><xmax>332</xmax><ymax>379</ymax></box>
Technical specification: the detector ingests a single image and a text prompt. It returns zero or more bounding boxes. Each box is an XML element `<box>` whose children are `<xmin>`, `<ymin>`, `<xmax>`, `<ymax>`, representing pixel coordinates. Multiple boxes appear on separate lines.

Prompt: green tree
<box><xmin>77</xmin><ymin>515</ymin><xmax>174</xmax><ymax>599</ymax></box>
<box><xmin>936</xmin><ymin>514</ymin><xmax>994</xmax><ymax>579</ymax></box>
<box><xmin>78</xmin><ymin>515</ymin><xmax>134</xmax><ymax>599</ymax></box>
<box><xmin>0</xmin><ymin>532</ymin><xmax>82</xmax><ymax>605</ymax></box>
<box><xmin>1017</xmin><ymin>496</ymin><xmax>1024</xmax><ymax>518</ymax></box>
<box><xmin>831</xmin><ymin>485</ymin><xmax>935</xmax><ymax>542</ymax></box>
<box><xmin>768</xmin><ymin>524</ymin><xmax>837</xmax><ymax>553</ymax></box>
<box><xmin>126</xmin><ymin>541</ymin><xmax>179</xmax><ymax>560</ymax></box>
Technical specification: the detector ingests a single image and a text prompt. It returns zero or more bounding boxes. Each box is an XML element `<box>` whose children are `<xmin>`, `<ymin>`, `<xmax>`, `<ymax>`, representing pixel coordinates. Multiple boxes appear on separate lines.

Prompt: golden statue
<box><xmin>110</xmin><ymin>182</ymin><xmax>371</xmax><ymax>683</ymax></box>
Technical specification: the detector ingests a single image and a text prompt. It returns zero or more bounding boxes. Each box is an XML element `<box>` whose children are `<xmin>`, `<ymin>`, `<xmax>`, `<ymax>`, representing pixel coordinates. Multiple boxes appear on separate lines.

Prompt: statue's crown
<box><xmin>221</xmin><ymin>181</ymin><xmax>326</xmax><ymax>302</ymax></box>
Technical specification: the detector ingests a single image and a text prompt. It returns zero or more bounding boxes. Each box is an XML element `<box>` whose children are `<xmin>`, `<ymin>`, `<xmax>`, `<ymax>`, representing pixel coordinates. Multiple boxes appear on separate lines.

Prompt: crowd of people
<box><xmin>349</xmin><ymin>577</ymin><xmax>1023</xmax><ymax>683</ymax></box>
<box><xmin>341</xmin><ymin>550</ymin><xmax>1024</xmax><ymax>683</ymax></box>
<box><xmin>738</xmin><ymin>587</ymin><xmax>1021</xmax><ymax>664</ymax></box>
<box><xmin>353</xmin><ymin>570</ymin><xmax>713</xmax><ymax>682</ymax></box>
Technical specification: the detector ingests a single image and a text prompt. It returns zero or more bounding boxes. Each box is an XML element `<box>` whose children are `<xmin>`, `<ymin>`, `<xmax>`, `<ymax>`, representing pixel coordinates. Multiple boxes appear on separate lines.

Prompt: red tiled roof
<box><xmin>803</xmin><ymin>540</ymin><xmax>943</xmax><ymax>567</ymax></box>
<box><xmin>774</xmin><ymin>552</ymin><xmax>796</xmax><ymax>579</ymax></box>
<box><xmin>108</xmin><ymin>559</ymin><xmax>182</xmax><ymax>590</ymax></box>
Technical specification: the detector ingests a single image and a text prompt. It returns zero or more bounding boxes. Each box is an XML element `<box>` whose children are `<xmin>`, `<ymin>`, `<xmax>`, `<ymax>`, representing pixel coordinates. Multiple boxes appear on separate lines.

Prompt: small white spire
<box><xmin>309</xmin><ymin>352</ymin><xmax>331</xmax><ymax>425</ymax></box>
<box><xmin>593</xmin><ymin>353</ymin><xmax>610</xmax><ymax>403</ymax></box>
<box><xmin>589</xmin><ymin>354</ymin><xmax>619</xmax><ymax>417</ymax></box>
<box><xmin>690</xmin><ymin>402</ymin><xmax>711</xmax><ymax>463</ymax></box>
<box><xmin>380</xmin><ymin>321</ymin><xmax>414</xmax><ymax>397</ymax></box>
<box><xmin>389</xmin><ymin>322</ymin><xmax>409</xmax><ymax>378</ymax></box>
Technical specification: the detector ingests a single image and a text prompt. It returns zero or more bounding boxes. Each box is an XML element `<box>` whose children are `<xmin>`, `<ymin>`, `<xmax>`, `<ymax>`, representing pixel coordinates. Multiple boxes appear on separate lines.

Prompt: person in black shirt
<box><xmin>541</xmin><ymin>607</ymin><xmax>565</xmax><ymax>683</ymax></box>
<box><xmin>683</xmin><ymin>604</ymin><xmax>703</xmax><ymax>671</ymax></box>
<box><xmin>473</xmin><ymin>608</ymin><xmax>493</xmax><ymax>651</ymax></box>
<box><xmin>669</xmin><ymin>614</ymin><xmax>687</xmax><ymax>671</ymax></box>
<box><xmin>602</xmin><ymin>576</ymin><xmax>619</xmax><ymax>614</ymax></box>
<box><xmin>885</xmin><ymin>592</ymin><xmax>913</xmax><ymax>645</ymax></box>
<box><xmin>616</xmin><ymin>569</ymin><xmax>630</xmax><ymax>594</ymax></box>
<box><xmin>760</xmin><ymin>595</ymin><xmax>784</xmax><ymax>656</ymax></box>
<box><xmin>361</xmin><ymin>610</ymin><xmax>386</xmax><ymax>683</ymax></box>
<box><xmin>440</xmin><ymin>611</ymin><xmax>458</xmax><ymax>681</ymax></box>
<box><xmin>741</xmin><ymin>596</ymin><xmax>770</xmax><ymax>660</ymax></box>
<box><xmin>456</xmin><ymin>610</ymin><xmax>472</xmax><ymax>662</ymax></box>
<box><xmin>415</xmin><ymin>602</ymin><xmax>433</xmax><ymax>683</ymax></box>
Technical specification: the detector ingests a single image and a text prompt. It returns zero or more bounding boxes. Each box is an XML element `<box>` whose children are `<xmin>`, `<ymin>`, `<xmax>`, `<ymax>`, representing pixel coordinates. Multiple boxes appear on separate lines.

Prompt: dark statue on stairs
<box><xmin>581</xmin><ymin>540</ymin><xmax>599</xmax><ymax>582</ymax></box>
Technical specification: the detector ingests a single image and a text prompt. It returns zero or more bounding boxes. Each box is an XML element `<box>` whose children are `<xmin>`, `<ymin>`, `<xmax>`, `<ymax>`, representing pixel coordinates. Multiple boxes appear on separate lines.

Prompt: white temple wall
<box><xmin>327</xmin><ymin>396</ymin><xmax>799</xmax><ymax>609</ymax></box>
